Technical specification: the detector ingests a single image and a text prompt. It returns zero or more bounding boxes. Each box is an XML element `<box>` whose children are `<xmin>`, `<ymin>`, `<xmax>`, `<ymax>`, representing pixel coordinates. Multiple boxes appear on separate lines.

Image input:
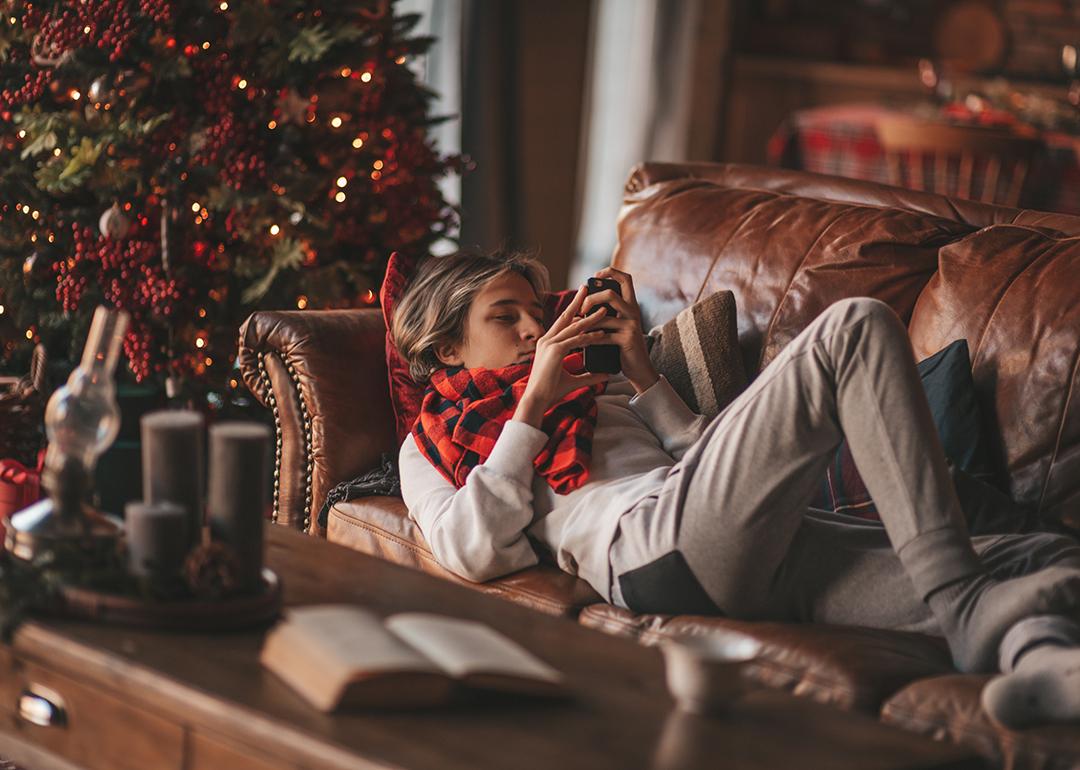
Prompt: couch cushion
<box><xmin>613</xmin><ymin>180</ymin><xmax>973</xmax><ymax>376</ymax></box>
<box><xmin>881</xmin><ymin>674</ymin><xmax>1080</xmax><ymax>770</ymax></box>
<box><xmin>907</xmin><ymin>225</ymin><xmax>1080</xmax><ymax>523</ymax></box>
<box><xmin>577</xmin><ymin>604</ymin><xmax>953</xmax><ymax>714</ymax></box>
<box><xmin>326</xmin><ymin>496</ymin><xmax>602</xmax><ymax>617</ymax></box>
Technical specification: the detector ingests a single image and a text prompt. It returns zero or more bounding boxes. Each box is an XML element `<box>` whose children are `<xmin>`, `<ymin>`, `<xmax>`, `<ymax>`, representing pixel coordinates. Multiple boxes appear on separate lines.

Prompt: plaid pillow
<box><xmin>646</xmin><ymin>290</ymin><xmax>747</xmax><ymax>419</ymax></box>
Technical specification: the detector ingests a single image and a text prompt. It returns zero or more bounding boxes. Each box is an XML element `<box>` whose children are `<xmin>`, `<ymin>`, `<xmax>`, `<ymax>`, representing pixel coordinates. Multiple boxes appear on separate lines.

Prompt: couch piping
<box><xmin>259</xmin><ymin>351</ymin><xmax>315</xmax><ymax>533</ymax></box>
<box><xmin>1039</xmin><ymin>345</ymin><xmax>1080</xmax><ymax>514</ymax></box>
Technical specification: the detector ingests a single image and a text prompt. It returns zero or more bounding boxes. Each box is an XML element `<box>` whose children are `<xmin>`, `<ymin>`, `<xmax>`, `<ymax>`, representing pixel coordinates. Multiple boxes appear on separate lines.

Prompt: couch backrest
<box><xmin>613</xmin><ymin>162</ymin><xmax>1080</xmax><ymax>522</ymax></box>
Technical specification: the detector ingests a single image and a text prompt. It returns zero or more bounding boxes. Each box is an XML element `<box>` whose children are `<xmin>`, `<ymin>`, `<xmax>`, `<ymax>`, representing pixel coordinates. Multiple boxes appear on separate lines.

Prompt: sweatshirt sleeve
<box><xmin>627</xmin><ymin>374</ymin><xmax>710</xmax><ymax>461</ymax></box>
<box><xmin>399</xmin><ymin>420</ymin><xmax>549</xmax><ymax>583</ymax></box>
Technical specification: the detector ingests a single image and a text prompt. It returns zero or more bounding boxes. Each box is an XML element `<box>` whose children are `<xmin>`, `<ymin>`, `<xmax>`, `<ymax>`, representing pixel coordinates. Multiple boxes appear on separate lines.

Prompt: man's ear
<box><xmin>434</xmin><ymin>341</ymin><xmax>464</xmax><ymax>367</ymax></box>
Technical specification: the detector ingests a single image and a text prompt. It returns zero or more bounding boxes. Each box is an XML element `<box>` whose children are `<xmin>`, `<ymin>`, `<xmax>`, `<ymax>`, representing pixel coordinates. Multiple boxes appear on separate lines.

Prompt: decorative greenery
<box><xmin>0</xmin><ymin>529</ymin><xmax>246</xmax><ymax>640</ymax></box>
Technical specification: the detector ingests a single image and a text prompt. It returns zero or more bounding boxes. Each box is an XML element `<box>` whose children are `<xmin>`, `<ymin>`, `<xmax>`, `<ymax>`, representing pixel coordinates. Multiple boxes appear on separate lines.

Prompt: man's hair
<box><xmin>390</xmin><ymin>248</ymin><xmax>550</xmax><ymax>383</ymax></box>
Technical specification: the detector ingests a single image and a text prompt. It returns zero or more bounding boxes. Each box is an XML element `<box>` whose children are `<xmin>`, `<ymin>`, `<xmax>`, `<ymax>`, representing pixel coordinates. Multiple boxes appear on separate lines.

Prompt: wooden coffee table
<box><xmin>0</xmin><ymin>526</ymin><xmax>983</xmax><ymax>770</ymax></box>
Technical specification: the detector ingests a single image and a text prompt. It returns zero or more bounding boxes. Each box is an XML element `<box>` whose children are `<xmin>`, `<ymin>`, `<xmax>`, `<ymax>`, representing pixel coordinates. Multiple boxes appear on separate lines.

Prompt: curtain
<box><xmin>570</xmin><ymin>0</ymin><xmax>703</xmax><ymax>288</ymax></box>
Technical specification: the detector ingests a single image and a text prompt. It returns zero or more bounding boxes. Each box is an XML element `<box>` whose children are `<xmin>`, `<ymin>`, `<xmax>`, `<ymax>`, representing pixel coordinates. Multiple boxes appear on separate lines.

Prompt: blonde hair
<box><xmin>390</xmin><ymin>248</ymin><xmax>550</xmax><ymax>383</ymax></box>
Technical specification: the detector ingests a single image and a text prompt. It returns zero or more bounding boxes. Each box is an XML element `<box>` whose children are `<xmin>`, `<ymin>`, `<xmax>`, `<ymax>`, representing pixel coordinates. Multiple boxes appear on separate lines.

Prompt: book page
<box><xmin>385</xmin><ymin>613</ymin><xmax>563</xmax><ymax>687</ymax></box>
<box><xmin>282</xmin><ymin>604</ymin><xmax>439</xmax><ymax>675</ymax></box>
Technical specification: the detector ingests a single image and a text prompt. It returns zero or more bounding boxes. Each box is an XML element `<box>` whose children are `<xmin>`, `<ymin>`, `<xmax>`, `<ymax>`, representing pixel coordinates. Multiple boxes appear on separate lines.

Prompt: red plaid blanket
<box><xmin>767</xmin><ymin>103</ymin><xmax>1080</xmax><ymax>215</ymax></box>
<box><xmin>413</xmin><ymin>351</ymin><xmax>607</xmax><ymax>494</ymax></box>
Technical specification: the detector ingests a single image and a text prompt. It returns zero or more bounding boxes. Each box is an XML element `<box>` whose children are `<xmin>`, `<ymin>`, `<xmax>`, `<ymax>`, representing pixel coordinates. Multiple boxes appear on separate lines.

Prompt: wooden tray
<box><xmin>49</xmin><ymin>568</ymin><xmax>283</xmax><ymax>631</ymax></box>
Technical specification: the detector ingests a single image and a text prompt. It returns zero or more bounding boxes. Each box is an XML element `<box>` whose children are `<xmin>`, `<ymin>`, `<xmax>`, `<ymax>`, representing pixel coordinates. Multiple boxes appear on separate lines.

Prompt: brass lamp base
<box><xmin>5</xmin><ymin>498</ymin><xmax>124</xmax><ymax>562</ymax></box>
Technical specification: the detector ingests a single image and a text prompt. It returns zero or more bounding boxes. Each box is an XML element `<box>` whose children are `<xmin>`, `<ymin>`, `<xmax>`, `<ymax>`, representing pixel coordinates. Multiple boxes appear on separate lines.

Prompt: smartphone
<box><xmin>583</xmin><ymin>277</ymin><xmax>621</xmax><ymax>374</ymax></box>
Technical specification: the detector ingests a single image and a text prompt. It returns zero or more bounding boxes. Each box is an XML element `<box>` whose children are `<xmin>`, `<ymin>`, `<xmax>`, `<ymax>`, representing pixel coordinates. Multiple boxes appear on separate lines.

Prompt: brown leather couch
<box><xmin>239</xmin><ymin>162</ymin><xmax>1080</xmax><ymax>769</ymax></box>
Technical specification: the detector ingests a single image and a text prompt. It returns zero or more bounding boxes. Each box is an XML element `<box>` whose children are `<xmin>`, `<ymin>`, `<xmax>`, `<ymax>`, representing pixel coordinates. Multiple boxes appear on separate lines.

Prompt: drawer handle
<box><xmin>17</xmin><ymin>685</ymin><xmax>67</xmax><ymax>728</ymax></box>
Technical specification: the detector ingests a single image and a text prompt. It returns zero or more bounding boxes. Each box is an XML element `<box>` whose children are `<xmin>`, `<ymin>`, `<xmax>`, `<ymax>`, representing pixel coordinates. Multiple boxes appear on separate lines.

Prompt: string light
<box><xmin>195</xmin><ymin>336</ymin><xmax>207</xmax><ymax>349</ymax></box>
<box><xmin>296</xmin><ymin>295</ymin><xmax>308</xmax><ymax>309</ymax></box>
<box><xmin>267</xmin><ymin>120</ymin><xmax>277</xmax><ymax>130</ymax></box>
<box><xmin>70</xmin><ymin>89</ymin><xmax>81</xmax><ymax>100</ymax></box>
<box><xmin>237</xmin><ymin>79</ymin><xmax>248</xmax><ymax>90</ymax></box>
<box><xmin>191</xmin><ymin>202</ymin><xmax>201</xmax><ymax>212</ymax></box>
<box><xmin>352</xmin><ymin>137</ymin><xmax>363</xmax><ymax>149</ymax></box>
<box><xmin>52</xmin><ymin>148</ymin><xmax>61</xmax><ymax>156</ymax></box>
<box><xmin>336</xmin><ymin>176</ymin><xmax>347</xmax><ymax>187</ymax></box>
<box><xmin>335</xmin><ymin>191</ymin><xmax>346</xmax><ymax>203</ymax></box>
<box><xmin>30</xmin><ymin>234</ymin><xmax>37</xmax><ymax>242</ymax></box>
<box><xmin>198</xmin><ymin>307</ymin><xmax>207</xmax><ymax>318</ymax></box>
<box><xmin>17</xmin><ymin>130</ymin><xmax>25</xmax><ymax>138</ymax></box>
<box><xmin>204</xmin><ymin>357</ymin><xmax>213</xmax><ymax>367</ymax></box>
<box><xmin>24</xmin><ymin>330</ymin><xmax>33</xmax><ymax>340</ymax></box>
<box><xmin>269</xmin><ymin>224</ymin><xmax>280</xmax><ymax>235</ymax></box>
<box><xmin>330</xmin><ymin>116</ymin><xmax>342</xmax><ymax>128</ymax></box>
<box><xmin>83</xmin><ymin>25</ymin><xmax>91</xmax><ymax>34</ymax></box>
<box><xmin>373</xmin><ymin>159</ymin><xmax>384</xmax><ymax>170</ymax></box>
<box><xmin>0</xmin><ymin>305</ymin><xmax>5</xmax><ymax>315</ymax></box>
<box><xmin>395</xmin><ymin>56</ymin><xmax>407</xmax><ymax>65</ymax></box>
<box><xmin>219</xmin><ymin>1</ymin><xmax>228</xmax><ymax>9</ymax></box>
<box><xmin>202</xmin><ymin>41</ymin><xmax>211</xmax><ymax>50</ymax></box>
<box><xmin>340</xmin><ymin>67</ymin><xmax>352</xmax><ymax>78</ymax></box>
<box><xmin>360</xmin><ymin>72</ymin><xmax>372</xmax><ymax>83</ymax></box>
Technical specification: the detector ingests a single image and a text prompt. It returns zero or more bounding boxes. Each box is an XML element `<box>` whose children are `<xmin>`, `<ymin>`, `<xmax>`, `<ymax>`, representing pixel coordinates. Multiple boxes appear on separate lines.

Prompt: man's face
<box><xmin>436</xmin><ymin>272</ymin><xmax>545</xmax><ymax>370</ymax></box>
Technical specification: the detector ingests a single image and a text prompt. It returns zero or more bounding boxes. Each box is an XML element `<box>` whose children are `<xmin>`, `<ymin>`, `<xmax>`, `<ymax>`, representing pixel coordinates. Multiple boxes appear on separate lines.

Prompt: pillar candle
<box><xmin>141</xmin><ymin>410</ymin><xmax>205</xmax><ymax>548</ymax></box>
<box><xmin>125</xmin><ymin>501</ymin><xmax>188</xmax><ymax>578</ymax></box>
<box><xmin>206</xmin><ymin>422</ymin><xmax>271</xmax><ymax>594</ymax></box>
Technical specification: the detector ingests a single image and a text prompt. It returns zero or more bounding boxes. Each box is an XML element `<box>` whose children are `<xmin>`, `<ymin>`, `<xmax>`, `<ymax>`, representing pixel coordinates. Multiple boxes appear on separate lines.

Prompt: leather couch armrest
<box><xmin>237</xmin><ymin>308</ymin><xmax>397</xmax><ymax>536</ymax></box>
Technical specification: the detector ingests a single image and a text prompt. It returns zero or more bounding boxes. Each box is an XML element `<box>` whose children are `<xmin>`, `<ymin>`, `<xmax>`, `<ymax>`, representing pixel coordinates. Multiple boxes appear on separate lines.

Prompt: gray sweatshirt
<box><xmin>398</xmin><ymin>374</ymin><xmax>709</xmax><ymax>600</ymax></box>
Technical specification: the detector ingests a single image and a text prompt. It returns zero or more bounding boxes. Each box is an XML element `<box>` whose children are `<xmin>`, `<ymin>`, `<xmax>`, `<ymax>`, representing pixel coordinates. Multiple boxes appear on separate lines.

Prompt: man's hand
<box><xmin>580</xmin><ymin>267</ymin><xmax>659</xmax><ymax>395</ymax></box>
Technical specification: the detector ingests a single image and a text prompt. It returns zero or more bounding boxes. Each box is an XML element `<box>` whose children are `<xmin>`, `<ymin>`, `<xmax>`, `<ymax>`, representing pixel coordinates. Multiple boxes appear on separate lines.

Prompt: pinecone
<box><xmin>182</xmin><ymin>542</ymin><xmax>240</xmax><ymax>600</ymax></box>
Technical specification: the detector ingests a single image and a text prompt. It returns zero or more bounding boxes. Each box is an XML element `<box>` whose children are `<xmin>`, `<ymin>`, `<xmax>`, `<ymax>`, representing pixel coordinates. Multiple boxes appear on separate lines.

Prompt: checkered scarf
<box><xmin>413</xmin><ymin>352</ymin><xmax>606</xmax><ymax>494</ymax></box>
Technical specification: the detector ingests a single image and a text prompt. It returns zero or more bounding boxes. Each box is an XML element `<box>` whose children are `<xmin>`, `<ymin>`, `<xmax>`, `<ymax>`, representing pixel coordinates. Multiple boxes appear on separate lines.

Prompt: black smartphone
<box><xmin>583</xmin><ymin>277</ymin><xmax>621</xmax><ymax>374</ymax></box>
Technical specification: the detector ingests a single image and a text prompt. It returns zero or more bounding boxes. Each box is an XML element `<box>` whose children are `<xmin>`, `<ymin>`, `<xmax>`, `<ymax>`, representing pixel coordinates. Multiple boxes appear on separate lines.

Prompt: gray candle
<box><xmin>125</xmin><ymin>501</ymin><xmax>188</xmax><ymax>578</ymax></box>
<box><xmin>141</xmin><ymin>410</ymin><xmax>205</xmax><ymax>548</ymax></box>
<box><xmin>206</xmin><ymin>422</ymin><xmax>271</xmax><ymax>594</ymax></box>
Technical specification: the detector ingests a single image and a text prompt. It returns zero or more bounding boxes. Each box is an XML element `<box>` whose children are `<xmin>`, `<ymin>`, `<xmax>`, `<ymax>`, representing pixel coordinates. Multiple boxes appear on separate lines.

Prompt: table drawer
<box><xmin>0</xmin><ymin>659</ymin><xmax>183</xmax><ymax>770</ymax></box>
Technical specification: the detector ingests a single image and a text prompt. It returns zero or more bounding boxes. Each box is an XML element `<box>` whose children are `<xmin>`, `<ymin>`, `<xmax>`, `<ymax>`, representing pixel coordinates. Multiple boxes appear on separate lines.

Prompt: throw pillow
<box><xmin>646</xmin><ymin>290</ymin><xmax>747</xmax><ymax>419</ymax></box>
<box><xmin>380</xmin><ymin>251</ymin><xmax>426</xmax><ymax>445</ymax></box>
<box><xmin>811</xmin><ymin>339</ymin><xmax>999</xmax><ymax>521</ymax></box>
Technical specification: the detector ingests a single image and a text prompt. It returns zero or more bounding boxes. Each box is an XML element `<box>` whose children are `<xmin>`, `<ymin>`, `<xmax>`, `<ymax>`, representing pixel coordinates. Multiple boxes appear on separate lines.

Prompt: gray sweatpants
<box><xmin>608</xmin><ymin>298</ymin><xmax>1080</xmax><ymax>635</ymax></box>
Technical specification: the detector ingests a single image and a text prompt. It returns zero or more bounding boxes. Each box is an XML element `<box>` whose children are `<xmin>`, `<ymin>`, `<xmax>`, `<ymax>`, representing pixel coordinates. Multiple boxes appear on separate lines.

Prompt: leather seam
<box><xmin>1038</xmin><ymin>344</ymin><xmax>1080</xmax><ymax>512</ymax></box>
<box><xmin>757</xmin><ymin>208</ymin><xmax>849</xmax><ymax>371</ymax></box>
<box><xmin>328</xmin><ymin>513</ymin><xmax>573</xmax><ymax>613</ymax></box>
<box><xmin>328</xmin><ymin>509</ymin><xmax>437</xmax><ymax>560</ymax></box>
<box><xmin>967</xmin><ymin>237</ymin><xmax>1053</xmax><ymax>368</ymax></box>
<box><xmin>692</xmin><ymin>191</ymin><xmax>774</xmax><ymax>304</ymax></box>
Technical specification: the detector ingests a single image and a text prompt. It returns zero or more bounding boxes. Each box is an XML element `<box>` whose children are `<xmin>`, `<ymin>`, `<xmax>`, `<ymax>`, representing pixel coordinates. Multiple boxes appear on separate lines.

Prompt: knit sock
<box><xmin>981</xmin><ymin>615</ymin><xmax>1080</xmax><ymax>729</ymax></box>
<box><xmin>926</xmin><ymin>566</ymin><xmax>1080</xmax><ymax>673</ymax></box>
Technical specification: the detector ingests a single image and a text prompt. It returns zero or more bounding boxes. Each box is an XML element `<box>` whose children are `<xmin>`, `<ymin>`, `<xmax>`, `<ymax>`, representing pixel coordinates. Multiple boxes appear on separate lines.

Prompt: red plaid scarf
<box><xmin>413</xmin><ymin>352</ymin><xmax>606</xmax><ymax>494</ymax></box>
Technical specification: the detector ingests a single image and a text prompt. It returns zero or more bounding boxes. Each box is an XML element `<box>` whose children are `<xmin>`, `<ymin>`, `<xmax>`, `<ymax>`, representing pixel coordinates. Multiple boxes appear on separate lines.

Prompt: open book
<box><xmin>260</xmin><ymin>604</ymin><xmax>567</xmax><ymax>712</ymax></box>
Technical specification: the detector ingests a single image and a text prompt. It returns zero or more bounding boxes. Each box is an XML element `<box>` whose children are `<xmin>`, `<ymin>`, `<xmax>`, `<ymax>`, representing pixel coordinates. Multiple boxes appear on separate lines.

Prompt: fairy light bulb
<box><xmin>336</xmin><ymin>176</ymin><xmax>347</xmax><ymax>187</ymax></box>
<box><xmin>269</xmin><ymin>224</ymin><xmax>280</xmax><ymax>236</ymax></box>
<box><xmin>335</xmin><ymin>191</ymin><xmax>346</xmax><ymax>203</ymax></box>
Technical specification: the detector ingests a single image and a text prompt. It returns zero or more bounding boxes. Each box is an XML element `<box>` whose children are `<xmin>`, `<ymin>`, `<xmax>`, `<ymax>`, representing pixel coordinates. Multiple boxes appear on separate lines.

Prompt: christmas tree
<box><xmin>0</xmin><ymin>0</ymin><xmax>460</xmax><ymax>400</ymax></box>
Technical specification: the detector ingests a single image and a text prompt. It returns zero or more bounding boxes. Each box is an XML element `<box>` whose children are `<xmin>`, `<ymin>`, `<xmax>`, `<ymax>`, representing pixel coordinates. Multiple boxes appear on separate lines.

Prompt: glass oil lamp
<box><xmin>6</xmin><ymin>307</ymin><xmax>129</xmax><ymax>561</ymax></box>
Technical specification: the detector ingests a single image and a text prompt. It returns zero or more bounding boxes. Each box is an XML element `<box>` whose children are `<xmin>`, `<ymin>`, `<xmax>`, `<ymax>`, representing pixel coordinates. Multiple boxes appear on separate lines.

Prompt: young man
<box><xmin>391</xmin><ymin>249</ymin><xmax>1080</xmax><ymax>728</ymax></box>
